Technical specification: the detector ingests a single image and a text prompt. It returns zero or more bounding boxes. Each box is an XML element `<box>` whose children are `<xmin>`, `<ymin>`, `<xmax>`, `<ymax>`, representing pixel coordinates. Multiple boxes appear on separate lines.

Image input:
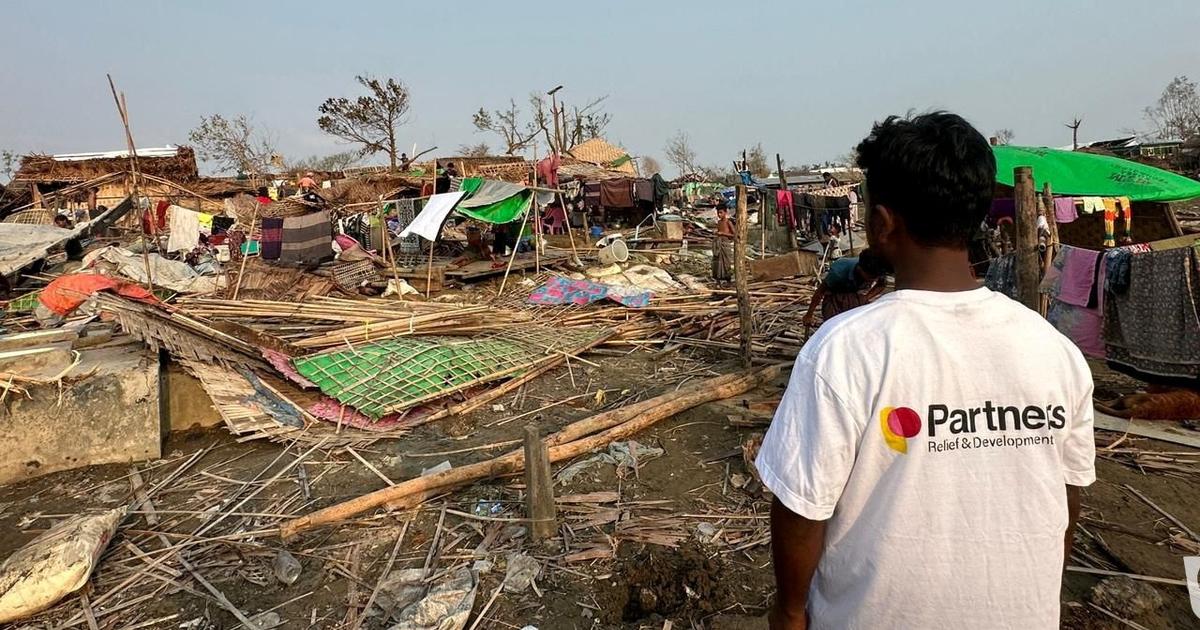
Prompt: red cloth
<box><xmin>143</xmin><ymin>199</ymin><xmax>169</xmax><ymax>234</ymax></box>
<box><xmin>537</xmin><ymin>154</ymin><xmax>561</xmax><ymax>188</ymax></box>
<box><xmin>776</xmin><ymin>190</ymin><xmax>796</xmax><ymax>229</ymax></box>
<box><xmin>256</xmin><ymin>196</ymin><xmax>273</xmax><ymax>206</ymax></box>
<box><xmin>38</xmin><ymin>273</ymin><xmax>159</xmax><ymax>316</ymax></box>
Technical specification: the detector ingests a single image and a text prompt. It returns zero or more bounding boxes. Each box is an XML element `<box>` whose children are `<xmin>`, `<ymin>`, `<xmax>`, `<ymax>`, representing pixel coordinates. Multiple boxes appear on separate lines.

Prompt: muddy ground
<box><xmin>0</xmin><ymin>350</ymin><xmax>1197</xmax><ymax>629</ymax></box>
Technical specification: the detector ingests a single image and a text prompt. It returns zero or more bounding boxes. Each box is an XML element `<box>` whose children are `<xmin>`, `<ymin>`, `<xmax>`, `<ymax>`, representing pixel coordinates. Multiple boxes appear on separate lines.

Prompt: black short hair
<box><xmin>856</xmin><ymin>248</ymin><xmax>890</xmax><ymax>277</ymax></box>
<box><xmin>855</xmin><ymin>111</ymin><xmax>995</xmax><ymax>248</ymax></box>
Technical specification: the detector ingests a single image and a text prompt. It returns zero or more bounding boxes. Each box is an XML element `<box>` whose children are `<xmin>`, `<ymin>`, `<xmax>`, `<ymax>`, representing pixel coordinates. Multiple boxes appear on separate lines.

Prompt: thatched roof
<box><xmin>435</xmin><ymin>155</ymin><xmax>527</xmax><ymax>176</ymax></box>
<box><xmin>15</xmin><ymin>146</ymin><xmax>199</xmax><ymax>183</ymax></box>
<box><xmin>566</xmin><ymin>138</ymin><xmax>637</xmax><ymax>175</ymax></box>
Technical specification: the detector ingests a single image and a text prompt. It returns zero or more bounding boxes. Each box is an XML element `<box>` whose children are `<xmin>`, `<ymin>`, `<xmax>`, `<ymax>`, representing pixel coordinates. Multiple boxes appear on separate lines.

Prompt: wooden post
<box><xmin>1038</xmin><ymin>182</ymin><xmax>1060</xmax><ymax>317</ymax></box>
<box><xmin>1013</xmin><ymin>167</ymin><xmax>1040</xmax><ymax>310</ymax></box>
<box><xmin>734</xmin><ymin>185</ymin><xmax>753</xmax><ymax>367</ymax></box>
<box><xmin>522</xmin><ymin>425</ymin><xmax>556</xmax><ymax>541</ymax></box>
<box><xmin>759</xmin><ymin>193</ymin><xmax>766</xmax><ymax>259</ymax></box>
<box><xmin>1041</xmin><ymin>182</ymin><xmax>1059</xmax><ymax>252</ymax></box>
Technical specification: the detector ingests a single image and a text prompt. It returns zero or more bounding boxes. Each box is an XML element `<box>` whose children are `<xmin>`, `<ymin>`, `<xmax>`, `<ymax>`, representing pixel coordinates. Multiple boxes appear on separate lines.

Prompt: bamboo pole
<box><xmin>107</xmin><ymin>74</ymin><xmax>154</xmax><ymax>294</ymax></box>
<box><xmin>231</xmin><ymin>201</ymin><xmax>260</xmax><ymax>300</ymax></box>
<box><xmin>279</xmin><ymin>366</ymin><xmax>779</xmax><ymax>538</ymax></box>
<box><xmin>497</xmin><ymin>199</ymin><xmax>533</xmax><ymax>296</ymax></box>
<box><xmin>734</xmin><ymin>185</ymin><xmax>753</xmax><ymax>367</ymax></box>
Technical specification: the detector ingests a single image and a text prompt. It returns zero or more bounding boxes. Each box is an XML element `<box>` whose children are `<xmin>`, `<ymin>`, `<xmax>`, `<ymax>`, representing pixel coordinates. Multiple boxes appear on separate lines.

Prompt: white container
<box><xmin>597</xmin><ymin>238</ymin><xmax>629</xmax><ymax>265</ymax></box>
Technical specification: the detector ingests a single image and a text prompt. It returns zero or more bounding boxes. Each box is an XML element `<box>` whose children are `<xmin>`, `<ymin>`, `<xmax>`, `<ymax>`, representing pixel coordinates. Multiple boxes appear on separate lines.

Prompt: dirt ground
<box><xmin>0</xmin><ymin>350</ymin><xmax>1197</xmax><ymax>629</ymax></box>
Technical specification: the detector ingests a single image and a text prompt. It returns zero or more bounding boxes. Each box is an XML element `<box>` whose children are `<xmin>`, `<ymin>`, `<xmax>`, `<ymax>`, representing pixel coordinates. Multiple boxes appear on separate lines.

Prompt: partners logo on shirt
<box><xmin>880</xmin><ymin>402</ymin><xmax>1067</xmax><ymax>454</ymax></box>
<box><xmin>879</xmin><ymin>406</ymin><xmax>922</xmax><ymax>453</ymax></box>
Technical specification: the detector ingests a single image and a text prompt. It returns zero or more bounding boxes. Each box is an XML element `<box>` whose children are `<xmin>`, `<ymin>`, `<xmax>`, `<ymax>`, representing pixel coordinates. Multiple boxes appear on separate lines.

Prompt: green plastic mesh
<box><xmin>294</xmin><ymin>327</ymin><xmax>607</xmax><ymax>419</ymax></box>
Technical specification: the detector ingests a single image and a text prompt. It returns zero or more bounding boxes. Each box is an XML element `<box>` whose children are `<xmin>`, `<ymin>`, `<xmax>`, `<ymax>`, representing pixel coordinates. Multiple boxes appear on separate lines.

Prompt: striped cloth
<box><xmin>279</xmin><ymin>210</ymin><xmax>332</xmax><ymax>265</ymax></box>
<box><xmin>261</xmin><ymin>218</ymin><xmax>284</xmax><ymax>260</ymax></box>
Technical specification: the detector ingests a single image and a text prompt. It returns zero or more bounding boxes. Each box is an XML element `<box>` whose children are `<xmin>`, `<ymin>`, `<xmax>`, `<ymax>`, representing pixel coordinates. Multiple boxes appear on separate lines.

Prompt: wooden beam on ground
<box><xmin>1013</xmin><ymin>166</ymin><xmax>1040</xmax><ymax>310</ymax></box>
<box><xmin>734</xmin><ymin>185</ymin><xmax>753</xmax><ymax>367</ymax></box>
<box><xmin>523</xmin><ymin>425</ymin><xmax>556</xmax><ymax>541</ymax></box>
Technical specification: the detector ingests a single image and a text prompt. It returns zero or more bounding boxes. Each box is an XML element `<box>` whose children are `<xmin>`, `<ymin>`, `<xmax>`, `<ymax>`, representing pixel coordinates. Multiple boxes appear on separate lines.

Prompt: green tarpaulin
<box><xmin>993</xmin><ymin>145</ymin><xmax>1200</xmax><ymax>203</ymax></box>
<box><xmin>455</xmin><ymin>177</ymin><xmax>532</xmax><ymax>224</ymax></box>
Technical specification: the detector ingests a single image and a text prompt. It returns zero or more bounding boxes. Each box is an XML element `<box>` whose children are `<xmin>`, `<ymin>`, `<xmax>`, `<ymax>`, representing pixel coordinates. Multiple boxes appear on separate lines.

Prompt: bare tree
<box><xmin>1144</xmin><ymin>76</ymin><xmax>1200</xmax><ymax>141</ymax></box>
<box><xmin>664</xmin><ymin>131</ymin><xmax>699</xmax><ymax>176</ymax></box>
<box><xmin>563</xmin><ymin>96</ymin><xmax>612</xmax><ymax>147</ymax></box>
<box><xmin>472</xmin><ymin>98</ymin><xmax>544</xmax><ymax>155</ymax></box>
<box><xmin>992</xmin><ymin>129</ymin><xmax>1015</xmax><ymax>145</ymax></box>
<box><xmin>288</xmin><ymin>151</ymin><xmax>361</xmax><ymax>172</ymax></box>
<box><xmin>188</xmin><ymin>114</ymin><xmax>277</xmax><ymax>175</ymax></box>
<box><xmin>640</xmin><ymin>156</ymin><xmax>662</xmax><ymax>176</ymax></box>
<box><xmin>317</xmin><ymin>75</ymin><xmax>412</xmax><ymax>171</ymax></box>
<box><xmin>457</xmin><ymin>142</ymin><xmax>492</xmax><ymax>157</ymax></box>
<box><xmin>1</xmin><ymin>149</ymin><xmax>15</xmax><ymax>183</ymax></box>
<box><xmin>745</xmin><ymin>143</ymin><xmax>770</xmax><ymax>178</ymax></box>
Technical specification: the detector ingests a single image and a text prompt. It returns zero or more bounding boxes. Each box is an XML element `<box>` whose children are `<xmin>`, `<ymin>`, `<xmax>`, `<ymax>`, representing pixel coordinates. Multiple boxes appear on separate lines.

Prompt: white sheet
<box><xmin>398</xmin><ymin>192</ymin><xmax>466</xmax><ymax>241</ymax></box>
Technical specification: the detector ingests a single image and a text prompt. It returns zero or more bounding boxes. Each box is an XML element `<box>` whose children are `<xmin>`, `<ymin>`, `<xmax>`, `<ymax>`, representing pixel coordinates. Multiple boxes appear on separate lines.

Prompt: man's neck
<box><xmin>891</xmin><ymin>247</ymin><xmax>978</xmax><ymax>292</ymax></box>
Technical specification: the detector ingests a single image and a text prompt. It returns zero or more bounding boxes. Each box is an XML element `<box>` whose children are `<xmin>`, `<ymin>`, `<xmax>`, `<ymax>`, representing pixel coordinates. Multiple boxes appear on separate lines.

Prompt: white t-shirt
<box><xmin>756</xmin><ymin>287</ymin><xmax>1095</xmax><ymax>630</ymax></box>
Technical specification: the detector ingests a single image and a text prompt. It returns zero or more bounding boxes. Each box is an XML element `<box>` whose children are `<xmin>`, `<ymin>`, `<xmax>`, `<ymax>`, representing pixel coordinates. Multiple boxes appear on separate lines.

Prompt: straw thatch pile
<box><xmin>15</xmin><ymin>146</ymin><xmax>199</xmax><ymax>183</ymax></box>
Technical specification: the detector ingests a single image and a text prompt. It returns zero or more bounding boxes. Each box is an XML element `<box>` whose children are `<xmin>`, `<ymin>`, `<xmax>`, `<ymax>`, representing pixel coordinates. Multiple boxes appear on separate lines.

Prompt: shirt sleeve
<box><xmin>1060</xmin><ymin>354</ymin><xmax>1096</xmax><ymax>487</ymax></box>
<box><xmin>755</xmin><ymin>354</ymin><xmax>863</xmax><ymax>520</ymax></box>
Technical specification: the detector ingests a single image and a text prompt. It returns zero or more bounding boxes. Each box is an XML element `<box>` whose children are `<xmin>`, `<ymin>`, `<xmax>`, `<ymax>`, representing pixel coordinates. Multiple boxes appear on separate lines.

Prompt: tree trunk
<box><xmin>387</xmin><ymin>132</ymin><xmax>397</xmax><ymax>173</ymax></box>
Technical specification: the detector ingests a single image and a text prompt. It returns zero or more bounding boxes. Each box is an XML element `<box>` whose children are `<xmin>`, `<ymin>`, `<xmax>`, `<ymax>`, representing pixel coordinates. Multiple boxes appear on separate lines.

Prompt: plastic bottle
<box><xmin>273</xmin><ymin>549</ymin><xmax>302</xmax><ymax>585</ymax></box>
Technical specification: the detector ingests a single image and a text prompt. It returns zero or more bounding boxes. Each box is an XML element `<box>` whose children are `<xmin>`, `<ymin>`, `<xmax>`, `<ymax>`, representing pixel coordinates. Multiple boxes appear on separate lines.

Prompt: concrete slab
<box><xmin>0</xmin><ymin>338</ymin><xmax>163</xmax><ymax>486</ymax></box>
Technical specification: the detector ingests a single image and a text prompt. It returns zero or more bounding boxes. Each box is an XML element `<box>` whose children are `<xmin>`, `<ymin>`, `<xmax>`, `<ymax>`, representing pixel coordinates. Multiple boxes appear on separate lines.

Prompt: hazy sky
<box><xmin>2</xmin><ymin>0</ymin><xmax>1198</xmax><ymax>176</ymax></box>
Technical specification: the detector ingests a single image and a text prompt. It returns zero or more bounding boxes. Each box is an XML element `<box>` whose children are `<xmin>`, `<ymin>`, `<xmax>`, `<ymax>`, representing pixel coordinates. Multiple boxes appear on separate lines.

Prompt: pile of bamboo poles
<box><xmin>280</xmin><ymin>365</ymin><xmax>781</xmax><ymax>538</ymax></box>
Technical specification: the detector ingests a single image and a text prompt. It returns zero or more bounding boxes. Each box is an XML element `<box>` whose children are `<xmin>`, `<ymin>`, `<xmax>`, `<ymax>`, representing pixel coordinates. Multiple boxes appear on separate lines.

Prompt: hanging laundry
<box><xmin>1053</xmin><ymin>246</ymin><xmax>1101</xmax><ymax>307</ymax></box>
<box><xmin>776</xmin><ymin>189</ymin><xmax>796</xmax><ymax>228</ymax></box>
<box><xmin>650</xmin><ymin>174</ymin><xmax>669</xmax><ymax>211</ymax></box>
<box><xmin>536</xmin><ymin>153</ymin><xmax>561</xmax><ymax>188</ymax></box>
<box><xmin>634</xmin><ymin>179</ymin><xmax>654</xmax><ymax>203</ymax></box>
<box><xmin>1104</xmin><ymin>247</ymin><xmax>1200</xmax><ymax>379</ymax></box>
<box><xmin>583</xmin><ymin>181</ymin><xmax>602</xmax><ymax>207</ymax></box>
<box><xmin>267</xmin><ymin>186</ymin><xmax>279</xmax><ymax>200</ymax></box>
<box><xmin>260</xmin><ymin>217</ymin><xmax>285</xmax><ymax>260</ymax></box>
<box><xmin>279</xmin><ymin>210</ymin><xmax>333</xmax><ymax>265</ymax></box>
<box><xmin>1053</xmin><ymin>197</ymin><xmax>1077</xmax><ymax>224</ymax></box>
<box><xmin>1118</xmin><ymin>196</ymin><xmax>1133</xmax><ymax>241</ymax></box>
<box><xmin>984</xmin><ymin>253</ymin><xmax>1016</xmax><ymax>299</ymax></box>
<box><xmin>198</xmin><ymin>213</ymin><xmax>214</xmax><ymax>237</ymax></box>
<box><xmin>599</xmin><ymin>179</ymin><xmax>635</xmax><ymax>208</ymax></box>
<box><xmin>1079</xmin><ymin>197</ymin><xmax>1103</xmax><ymax>214</ymax></box>
<box><xmin>143</xmin><ymin>199</ymin><xmax>169</xmax><ymax>235</ymax></box>
<box><xmin>1037</xmin><ymin>245</ymin><xmax>1106</xmax><ymax>356</ymax></box>
<box><xmin>166</xmin><ymin>205</ymin><xmax>201</xmax><ymax>252</ymax></box>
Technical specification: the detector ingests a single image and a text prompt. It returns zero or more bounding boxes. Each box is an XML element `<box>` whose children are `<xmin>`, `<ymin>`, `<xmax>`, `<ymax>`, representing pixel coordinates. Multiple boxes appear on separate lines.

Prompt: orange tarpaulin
<box><xmin>38</xmin><ymin>273</ymin><xmax>159</xmax><ymax>316</ymax></box>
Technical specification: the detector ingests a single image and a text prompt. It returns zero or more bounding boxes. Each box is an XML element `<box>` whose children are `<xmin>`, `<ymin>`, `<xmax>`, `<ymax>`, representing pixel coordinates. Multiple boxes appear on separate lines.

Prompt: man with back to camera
<box><xmin>757</xmin><ymin>112</ymin><xmax>1095</xmax><ymax>629</ymax></box>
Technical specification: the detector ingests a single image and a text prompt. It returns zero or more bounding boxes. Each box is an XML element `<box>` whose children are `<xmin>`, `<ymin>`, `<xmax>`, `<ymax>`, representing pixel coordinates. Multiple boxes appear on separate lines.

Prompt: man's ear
<box><xmin>869</xmin><ymin>204</ymin><xmax>898</xmax><ymax>245</ymax></box>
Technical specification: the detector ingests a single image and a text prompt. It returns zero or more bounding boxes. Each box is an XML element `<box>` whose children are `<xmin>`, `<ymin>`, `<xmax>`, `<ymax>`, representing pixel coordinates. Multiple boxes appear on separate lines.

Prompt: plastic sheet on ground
<box><xmin>556</xmin><ymin>440</ymin><xmax>665</xmax><ymax>483</ymax></box>
<box><xmin>502</xmin><ymin>553</ymin><xmax>541</xmax><ymax>593</ymax></box>
<box><xmin>83</xmin><ymin>245</ymin><xmax>224</xmax><ymax>294</ymax></box>
<box><xmin>371</xmin><ymin>567</ymin><xmax>477</xmax><ymax>630</ymax></box>
<box><xmin>0</xmin><ymin>508</ymin><xmax>124</xmax><ymax>623</ymax></box>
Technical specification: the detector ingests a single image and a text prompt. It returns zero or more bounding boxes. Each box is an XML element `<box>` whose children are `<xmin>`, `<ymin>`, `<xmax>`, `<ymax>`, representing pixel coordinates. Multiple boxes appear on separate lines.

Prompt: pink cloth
<box><xmin>776</xmin><ymin>190</ymin><xmax>796</xmax><ymax>228</ymax></box>
<box><xmin>1057</xmin><ymin>246</ymin><xmax>1100</xmax><ymax>307</ymax></box>
<box><xmin>536</xmin><ymin>154</ymin><xmax>561</xmax><ymax>188</ymax></box>
<box><xmin>1054</xmin><ymin>197</ymin><xmax>1078</xmax><ymax>223</ymax></box>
